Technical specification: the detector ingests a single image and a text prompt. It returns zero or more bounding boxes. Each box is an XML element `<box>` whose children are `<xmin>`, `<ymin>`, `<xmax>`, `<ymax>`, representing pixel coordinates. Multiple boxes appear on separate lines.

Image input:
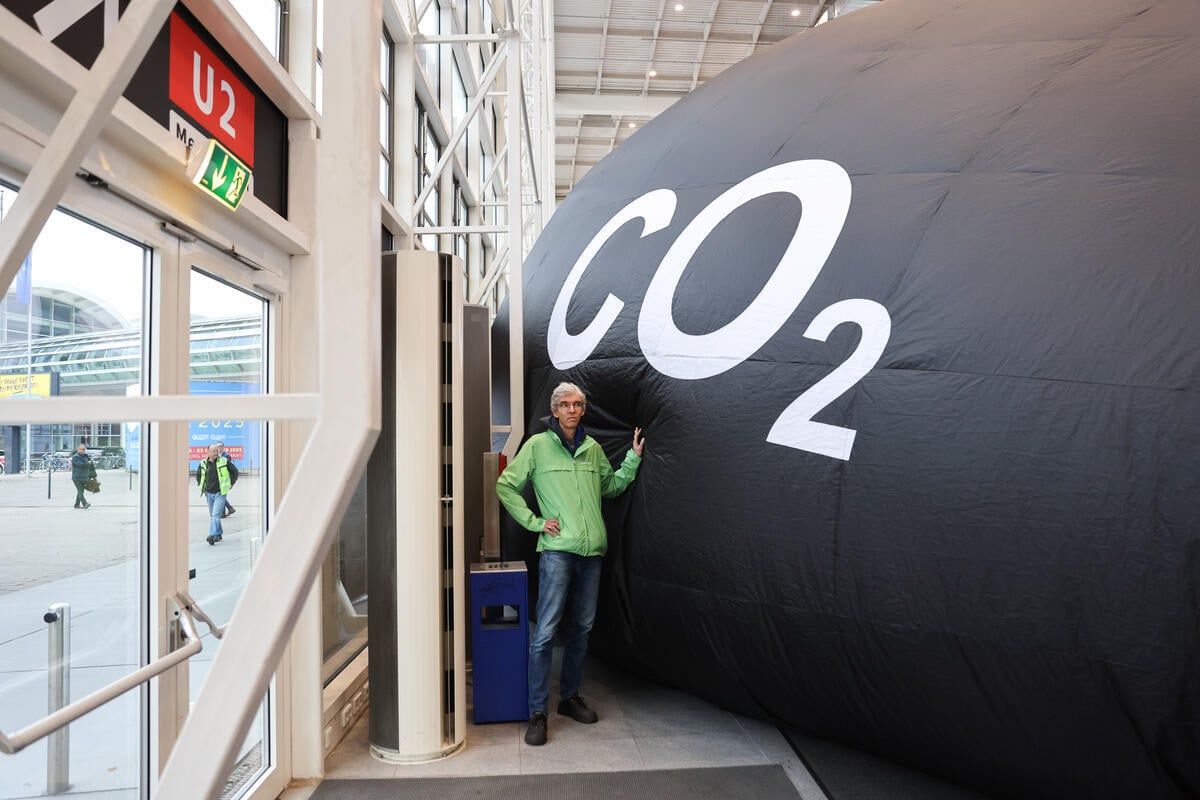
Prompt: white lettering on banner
<box><xmin>766</xmin><ymin>298</ymin><xmax>891</xmax><ymax>460</ymax></box>
<box><xmin>34</xmin><ymin>0</ymin><xmax>119</xmax><ymax>43</ymax></box>
<box><xmin>548</xmin><ymin>190</ymin><xmax>677</xmax><ymax>369</ymax></box>
<box><xmin>547</xmin><ymin>159</ymin><xmax>893</xmax><ymax>461</ymax></box>
<box><xmin>640</xmin><ymin>160</ymin><xmax>852</xmax><ymax>380</ymax></box>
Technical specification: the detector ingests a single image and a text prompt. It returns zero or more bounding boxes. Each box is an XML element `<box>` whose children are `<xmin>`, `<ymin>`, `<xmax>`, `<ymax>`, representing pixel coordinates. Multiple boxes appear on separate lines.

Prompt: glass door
<box><xmin>184</xmin><ymin>263</ymin><xmax>273</xmax><ymax>799</ymax></box>
<box><xmin>0</xmin><ymin>185</ymin><xmax>284</xmax><ymax>800</ymax></box>
<box><xmin>0</xmin><ymin>186</ymin><xmax>150</xmax><ymax>799</ymax></box>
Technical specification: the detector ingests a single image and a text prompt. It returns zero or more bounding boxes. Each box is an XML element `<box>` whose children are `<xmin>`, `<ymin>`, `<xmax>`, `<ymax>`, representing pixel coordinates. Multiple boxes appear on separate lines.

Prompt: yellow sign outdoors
<box><xmin>0</xmin><ymin>373</ymin><xmax>51</xmax><ymax>398</ymax></box>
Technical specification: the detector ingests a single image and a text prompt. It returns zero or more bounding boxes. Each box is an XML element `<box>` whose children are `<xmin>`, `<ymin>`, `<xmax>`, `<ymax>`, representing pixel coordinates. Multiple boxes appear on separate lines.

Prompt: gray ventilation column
<box><xmin>368</xmin><ymin>252</ymin><xmax>465</xmax><ymax>763</ymax></box>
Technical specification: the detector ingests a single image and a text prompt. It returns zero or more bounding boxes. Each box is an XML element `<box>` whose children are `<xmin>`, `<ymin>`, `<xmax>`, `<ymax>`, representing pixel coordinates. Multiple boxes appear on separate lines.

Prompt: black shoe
<box><xmin>214</xmin><ymin>535</ymin><xmax>223</xmax><ymax>543</ymax></box>
<box><xmin>524</xmin><ymin>712</ymin><xmax>548</xmax><ymax>745</ymax></box>
<box><xmin>206</xmin><ymin>535</ymin><xmax>215</xmax><ymax>545</ymax></box>
<box><xmin>557</xmin><ymin>695</ymin><xmax>599</xmax><ymax>724</ymax></box>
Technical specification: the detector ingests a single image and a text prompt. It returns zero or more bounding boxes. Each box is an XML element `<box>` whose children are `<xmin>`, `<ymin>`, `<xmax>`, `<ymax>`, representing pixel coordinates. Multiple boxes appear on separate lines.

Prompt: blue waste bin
<box><xmin>470</xmin><ymin>561</ymin><xmax>529</xmax><ymax>723</ymax></box>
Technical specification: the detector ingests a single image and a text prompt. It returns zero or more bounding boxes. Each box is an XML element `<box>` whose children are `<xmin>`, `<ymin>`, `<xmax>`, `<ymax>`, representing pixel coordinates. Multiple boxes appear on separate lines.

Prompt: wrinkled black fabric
<box><xmin>498</xmin><ymin>1</ymin><xmax>1200</xmax><ymax>797</ymax></box>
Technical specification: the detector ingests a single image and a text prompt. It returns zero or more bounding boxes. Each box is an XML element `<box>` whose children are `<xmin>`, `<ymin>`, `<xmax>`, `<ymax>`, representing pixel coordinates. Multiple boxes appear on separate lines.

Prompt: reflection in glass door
<box><xmin>186</xmin><ymin>269</ymin><xmax>270</xmax><ymax>798</ymax></box>
<box><xmin>0</xmin><ymin>187</ymin><xmax>148</xmax><ymax>798</ymax></box>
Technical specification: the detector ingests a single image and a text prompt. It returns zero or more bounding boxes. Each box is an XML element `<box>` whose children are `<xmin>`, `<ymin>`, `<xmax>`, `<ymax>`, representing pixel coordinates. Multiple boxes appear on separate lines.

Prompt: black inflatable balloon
<box><xmin>505</xmin><ymin>1</ymin><xmax>1200</xmax><ymax>797</ymax></box>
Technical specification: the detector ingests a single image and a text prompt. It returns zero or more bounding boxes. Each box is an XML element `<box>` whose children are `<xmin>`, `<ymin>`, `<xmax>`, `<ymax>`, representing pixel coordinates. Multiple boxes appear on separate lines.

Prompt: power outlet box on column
<box><xmin>321</xmin><ymin>649</ymin><xmax>370</xmax><ymax>758</ymax></box>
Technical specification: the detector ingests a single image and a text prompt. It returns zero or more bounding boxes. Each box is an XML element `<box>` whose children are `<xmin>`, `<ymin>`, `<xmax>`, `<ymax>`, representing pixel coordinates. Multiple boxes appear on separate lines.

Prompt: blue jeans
<box><xmin>205</xmin><ymin>492</ymin><xmax>227</xmax><ymax>537</ymax></box>
<box><xmin>528</xmin><ymin>550</ymin><xmax>602</xmax><ymax>716</ymax></box>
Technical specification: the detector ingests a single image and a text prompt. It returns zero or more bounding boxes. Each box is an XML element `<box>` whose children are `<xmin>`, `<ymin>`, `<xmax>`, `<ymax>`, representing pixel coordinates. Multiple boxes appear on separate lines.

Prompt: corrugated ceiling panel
<box><xmin>604</xmin><ymin>34</ymin><xmax>654</xmax><ymax>60</ymax></box>
<box><xmin>555</xmin><ymin>0</ymin><xmax>600</xmax><ymax>17</ymax></box>
<box><xmin>766</xmin><ymin>4</ymin><xmax>819</xmax><ymax>27</ymax></box>
<box><xmin>556</xmin><ymin>32</ymin><xmax>604</xmax><ymax>60</ymax></box>
<box><xmin>651</xmin><ymin>37</ymin><xmax>703</xmax><ymax>65</ymax></box>
<box><xmin>703</xmin><ymin>40</ymin><xmax>752</xmax><ymax>61</ymax></box>
<box><xmin>714</xmin><ymin>0</ymin><xmax>771</xmax><ymax>26</ymax></box>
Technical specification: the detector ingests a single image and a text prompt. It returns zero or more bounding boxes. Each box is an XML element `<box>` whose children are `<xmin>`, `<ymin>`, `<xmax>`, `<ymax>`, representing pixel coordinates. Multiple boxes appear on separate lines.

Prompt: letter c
<box><xmin>547</xmin><ymin>189</ymin><xmax>677</xmax><ymax>369</ymax></box>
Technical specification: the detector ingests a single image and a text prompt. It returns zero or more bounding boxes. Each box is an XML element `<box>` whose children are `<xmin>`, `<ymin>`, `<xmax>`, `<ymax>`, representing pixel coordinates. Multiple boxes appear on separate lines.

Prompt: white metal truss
<box><xmin>406</xmin><ymin>0</ymin><xmax>553</xmax><ymax>453</ymax></box>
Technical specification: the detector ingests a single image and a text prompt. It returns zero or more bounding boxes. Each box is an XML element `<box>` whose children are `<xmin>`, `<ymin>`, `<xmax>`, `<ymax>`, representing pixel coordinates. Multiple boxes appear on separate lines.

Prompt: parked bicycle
<box><xmin>40</xmin><ymin>454</ymin><xmax>71</xmax><ymax>472</ymax></box>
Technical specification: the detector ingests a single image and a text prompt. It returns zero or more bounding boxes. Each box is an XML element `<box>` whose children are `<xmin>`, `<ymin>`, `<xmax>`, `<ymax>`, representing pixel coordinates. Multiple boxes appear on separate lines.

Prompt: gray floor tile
<box><xmin>519</xmin><ymin>736</ymin><xmax>645</xmax><ymax>774</ymax></box>
<box><xmin>637</xmin><ymin>731</ymin><xmax>771</xmax><ymax>770</ymax></box>
<box><xmin>464</xmin><ymin>720</ymin><xmax>522</xmax><ymax>747</ymax></box>
<box><xmin>618</xmin><ymin>686</ymin><xmax>745</xmax><ymax>737</ymax></box>
<box><xmin>393</xmin><ymin>741</ymin><xmax>521</xmax><ymax>778</ymax></box>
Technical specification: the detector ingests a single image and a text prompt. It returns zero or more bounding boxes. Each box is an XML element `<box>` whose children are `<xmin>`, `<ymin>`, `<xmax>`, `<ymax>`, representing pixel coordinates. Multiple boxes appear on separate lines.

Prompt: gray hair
<box><xmin>550</xmin><ymin>381</ymin><xmax>586</xmax><ymax>413</ymax></box>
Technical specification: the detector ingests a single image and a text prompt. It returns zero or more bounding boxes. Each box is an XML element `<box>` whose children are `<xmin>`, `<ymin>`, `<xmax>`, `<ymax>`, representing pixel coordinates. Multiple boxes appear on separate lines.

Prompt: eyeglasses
<box><xmin>556</xmin><ymin>401</ymin><xmax>585</xmax><ymax>410</ymax></box>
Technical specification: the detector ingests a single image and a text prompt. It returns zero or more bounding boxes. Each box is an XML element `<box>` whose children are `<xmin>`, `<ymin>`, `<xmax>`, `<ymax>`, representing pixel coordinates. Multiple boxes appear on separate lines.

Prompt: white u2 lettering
<box><xmin>193</xmin><ymin>52</ymin><xmax>238</xmax><ymax>137</ymax></box>
<box><xmin>547</xmin><ymin>159</ymin><xmax>892</xmax><ymax>461</ymax></box>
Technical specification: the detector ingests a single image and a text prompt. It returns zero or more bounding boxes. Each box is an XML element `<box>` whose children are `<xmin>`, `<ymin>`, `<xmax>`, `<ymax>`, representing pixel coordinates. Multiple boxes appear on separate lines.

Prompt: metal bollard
<box><xmin>44</xmin><ymin>603</ymin><xmax>71</xmax><ymax>794</ymax></box>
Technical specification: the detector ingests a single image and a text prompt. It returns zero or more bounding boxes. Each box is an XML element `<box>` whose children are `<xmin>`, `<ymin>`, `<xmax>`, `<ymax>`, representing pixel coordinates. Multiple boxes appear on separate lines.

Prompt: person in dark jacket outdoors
<box><xmin>197</xmin><ymin>443</ymin><xmax>239</xmax><ymax>544</ymax></box>
<box><xmin>71</xmin><ymin>443</ymin><xmax>93</xmax><ymax>509</ymax></box>
<box><xmin>496</xmin><ymin>381</ymin><xmax>645</xmax><ymax>746</ymax></box>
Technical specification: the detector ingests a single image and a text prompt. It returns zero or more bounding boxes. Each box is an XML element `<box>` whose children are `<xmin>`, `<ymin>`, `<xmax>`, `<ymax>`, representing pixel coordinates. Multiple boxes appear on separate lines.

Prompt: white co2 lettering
<box><xmin>193</xmin><ymin>52</ymin><xmax>238</xmax><ymax>137</ymax></box>
<box><xmin>548</xmin><ymin>159</ymin><xmax>892</xmax><ymax>461</ymax></box>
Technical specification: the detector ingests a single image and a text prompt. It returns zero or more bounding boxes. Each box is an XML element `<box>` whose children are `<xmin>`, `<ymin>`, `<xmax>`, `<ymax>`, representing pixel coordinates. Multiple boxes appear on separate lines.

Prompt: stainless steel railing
<box><xmin>0</xmin><ymin>594</ymin><xmax>213</xmax><ymax>756</ymax></box>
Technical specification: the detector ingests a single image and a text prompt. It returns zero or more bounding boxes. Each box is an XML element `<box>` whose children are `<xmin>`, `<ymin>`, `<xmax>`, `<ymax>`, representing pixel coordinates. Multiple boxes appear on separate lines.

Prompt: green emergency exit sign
<box><xmin>192</xmin><ymin>140</ymin><xmax>251</xmax><ymax>210</ymax></box>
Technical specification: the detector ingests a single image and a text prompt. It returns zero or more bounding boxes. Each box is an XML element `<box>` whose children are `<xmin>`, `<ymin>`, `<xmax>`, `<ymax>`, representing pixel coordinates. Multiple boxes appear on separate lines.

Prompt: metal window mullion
<box><xmin>503</xmin><ymin>27</ymin><xmax>524</xmax><ymax>456</ymax></box>
<box><xmin>414</xmin><ymin>43</ymin><xmax>509</xmax><ymax>212</ymax></box>
<box><xmin>471</xmin><ymin>244</ymin><xmax>508</xmax><ymax>305</ymax></box>
<box><xmin>517</xmin><ymin>77</ymin><xmax>540</xmax><ymax>205</ymax></box>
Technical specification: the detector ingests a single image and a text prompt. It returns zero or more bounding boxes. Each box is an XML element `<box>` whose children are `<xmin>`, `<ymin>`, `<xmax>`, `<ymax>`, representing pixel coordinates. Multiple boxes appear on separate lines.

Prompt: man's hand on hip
<box><xmin>543</xmin><ymin>519</ymin><xmax>561</xmax><ymax>536</ymax></box>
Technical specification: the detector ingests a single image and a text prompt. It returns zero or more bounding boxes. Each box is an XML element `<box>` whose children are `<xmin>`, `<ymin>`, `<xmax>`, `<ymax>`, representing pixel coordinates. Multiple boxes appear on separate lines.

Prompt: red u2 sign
<box><xmin>168</xmin><ymin>12</ymin><xmax>255</xmax><ymax>167</ymax></box>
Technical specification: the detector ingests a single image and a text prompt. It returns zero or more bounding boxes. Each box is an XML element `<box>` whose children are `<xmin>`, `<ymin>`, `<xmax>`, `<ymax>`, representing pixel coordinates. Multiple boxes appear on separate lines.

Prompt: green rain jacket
<box><xmin>496</xmin><ymin>429</ymin><xmax>641</xmax><ymax>557</ymax></box>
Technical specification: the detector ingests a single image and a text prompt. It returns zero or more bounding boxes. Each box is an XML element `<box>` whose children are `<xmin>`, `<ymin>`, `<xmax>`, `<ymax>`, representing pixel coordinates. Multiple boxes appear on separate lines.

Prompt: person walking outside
<box><xmin>496</xmin><ymin>382</ymin><xmax>645</xmax><ymax>746</ymax></box>
<box><xmin>197</xmin><ymin>443</ymin><xmax>239</xmax><ymax>545</ymax></box>
<box><xmin>71</xmin><ymin>443</ymin><xmax>93</xmax><ymax>509</ymax></box>
<box><xmin>216</xmin><ymin>440</ymin><xmax>237</xmax><ymax>518</ymax></box>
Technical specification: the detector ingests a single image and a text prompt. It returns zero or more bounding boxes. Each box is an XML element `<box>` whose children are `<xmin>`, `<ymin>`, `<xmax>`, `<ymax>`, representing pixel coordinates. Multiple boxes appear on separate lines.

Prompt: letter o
<box><xmin>637</xmin><ymin>160</ymin><xmax>852</xmax><ymax>380</ymax></box>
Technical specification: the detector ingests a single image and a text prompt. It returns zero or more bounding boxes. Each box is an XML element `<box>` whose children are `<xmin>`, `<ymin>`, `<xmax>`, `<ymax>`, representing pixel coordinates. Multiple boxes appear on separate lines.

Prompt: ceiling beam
<box><xmin>568</xmin><ymin>117</ymin><xmax>584</xmax><ymax>192</ymax></box>
<box><xmin>746</xmin><ymin>0</ymin><xmax>775</xmax><ymax>58</ymax></box>
<box><xmin>690</xmin><ymin>0</ymin><xmax>723</xmax><ymax>91</ymax></box>
<box><xmin>594</xmin><ymin>0</ymin><xmax>615</xmax><ymax>92</ymax></box>
<box><xmin>641</xmin><ymin>0</ymin><xmax>669</xmax><ymax>96</ymax></box>
<box><xmin>555</xmin><ymin>92</ymin><xmax>680</xmax><ymax>117</ymax></box>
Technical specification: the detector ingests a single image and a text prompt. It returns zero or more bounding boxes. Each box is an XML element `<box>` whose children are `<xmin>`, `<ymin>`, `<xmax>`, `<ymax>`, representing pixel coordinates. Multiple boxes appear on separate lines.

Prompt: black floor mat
<box><xmin>311</xmin><ymin>765</ymin><xmax>800</xmax><ymax>800</ymax></box>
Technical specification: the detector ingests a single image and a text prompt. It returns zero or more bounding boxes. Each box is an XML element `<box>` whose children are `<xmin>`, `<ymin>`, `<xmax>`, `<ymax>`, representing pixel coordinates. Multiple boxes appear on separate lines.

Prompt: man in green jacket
<box><xmin>197</xmin><ymin>443</ymin><xmax>239</xmax><ymax>545</ymax></box>
<box><xmin>496</xmin><ymin>382</ymin><xmax>644</xmax><ymax>746</ymax></box>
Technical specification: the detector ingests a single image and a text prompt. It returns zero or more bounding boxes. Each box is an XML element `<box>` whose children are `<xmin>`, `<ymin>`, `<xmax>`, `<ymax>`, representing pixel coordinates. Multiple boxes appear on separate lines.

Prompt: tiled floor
<box><xmin>278</xmin><ymin>653</ymin><xmax>827</xmax><ymax>799</ymax></box>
